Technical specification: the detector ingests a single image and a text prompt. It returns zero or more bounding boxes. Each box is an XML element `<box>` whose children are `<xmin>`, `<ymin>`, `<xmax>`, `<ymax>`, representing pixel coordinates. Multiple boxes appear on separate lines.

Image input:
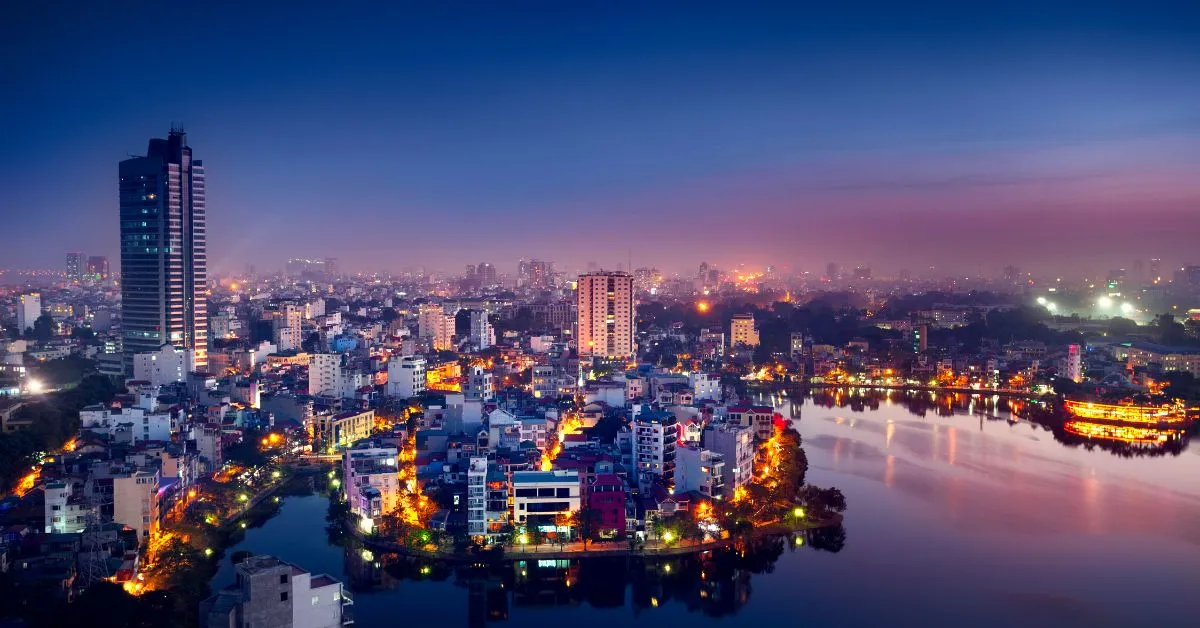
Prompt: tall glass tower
<box><xmin>119</xmin><ymin>129</ymin><xmax>208</xmax><ymax>375</ymax></box>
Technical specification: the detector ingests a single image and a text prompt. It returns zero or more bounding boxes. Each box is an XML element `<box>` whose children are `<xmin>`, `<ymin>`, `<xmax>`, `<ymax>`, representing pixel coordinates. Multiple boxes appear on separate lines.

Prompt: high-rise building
<box><xmin>634</xmin><ymin>407</ymin><xmax>678</xmax><ymax>491</ymax></box>
<box><xmin>825</xmin><ymin>262</ymin><xmax>839</xmax><ymax>281</ymax></box>
<box><xmin>852</xmin><ymin>265</ymin><xmax>872</xmax><ymax>281</ymax></box>
<box><xmin>469</xmin><ymin>309</ymin><xmax>493</xmax><ymax>350</ymax></box>
<box><xmin>1066</xmin><ymin>344</ymin><xmax>1082</xmax><ymax>383</ymax></box>
<box><xmin>1149</xmin><ymin>258</ymin><xmax>1163</xmax><ymax>284</ymax></box>
<box><xmin>17</xmin><ymin>292</ymin><xmax>41</xmax><ymax>333</ymax></box>
<box><xmin>324</xmin><ymin>257</ymin><xmax>339</xmax><ymax>280</ymax></box>
<box><xmin>475</xmin><ymin>262</ymin><xmax>497</xmax><ymax>286</ymax></box>
<box><xmin>119</xmin><ymin>129</ymin><xmax>208</xmax><ymax>374</ymax></box>
<box><xmin>577</xmin><ymin>271</ymin><xmax>635</xmax><ymax>358</ymax></box>
<box><xmin>65</xmin><ymin>252</ymin><xmax>85</xmax><ymax>280</ymax></box>
<box><xmin>86</xmin><ymin>256</ymin><xmax>110</xmax><ymax>280</ymax></box>
<box><xmin>730</xmin><ymin>313</ymin><xmax>759</xmax><ymax>347</ymax></box>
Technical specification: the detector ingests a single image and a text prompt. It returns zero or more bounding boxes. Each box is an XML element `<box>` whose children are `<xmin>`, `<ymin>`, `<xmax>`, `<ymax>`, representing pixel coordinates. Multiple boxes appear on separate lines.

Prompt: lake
<box><xmin>211</xmin><ymin>389</ymin><xmax>1200</xmax><ymax>627</ymax></box>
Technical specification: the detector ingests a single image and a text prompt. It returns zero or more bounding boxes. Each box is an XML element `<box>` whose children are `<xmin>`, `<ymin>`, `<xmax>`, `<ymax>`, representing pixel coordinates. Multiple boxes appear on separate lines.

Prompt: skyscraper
<box><xmin>65</xmin><ymin>252</ymin><xmax>85</xmax><ymax>280</ymax></box>
<box><xmin>119</xmin><ymin>129</ymin><xmax>207</xmax><ymax>374</ymax></box>
<box><xmin>86</xmin><ymin>256</ymin><xmax>110</xmax><ymax>280</ymax></box>
<box><xmin>577</xmin><ymin>271</ymin><xmax>635</xmax><ymax>358</ymax></box>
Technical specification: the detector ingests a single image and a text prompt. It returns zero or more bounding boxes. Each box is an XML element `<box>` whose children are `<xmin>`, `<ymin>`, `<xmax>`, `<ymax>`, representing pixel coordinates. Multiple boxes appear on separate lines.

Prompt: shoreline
<box><xmin>349</xmin><ymin>514</ymin><xmax>843</xmax><ymax>563</ymax></box>
<box><xmin>749</xmin><ymin>381</ymin><xmax>1040</xmax><ymax>398</ymax></box>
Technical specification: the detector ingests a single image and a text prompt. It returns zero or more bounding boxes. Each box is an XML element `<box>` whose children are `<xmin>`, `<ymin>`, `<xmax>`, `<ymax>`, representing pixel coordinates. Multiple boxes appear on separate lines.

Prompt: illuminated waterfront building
<box><xmin>200</xmin><ymin>555</ymin><xmax>349</xmax><ymax>628</ymax></box>
<box><xmin>702</xmin><ymin>422</ymin><xmax>755</xmax><ymax>492</ymax></box>
<box><xmin>577</xmin><ymin>271</ymin><xmax>635</xmax><ymax>358</ymax></box>
<box><xmin>119</xmin><ymin>129</ymin><xmax>208</xmax><ymax>375</ymax></box>
<box><xmin>343</xmin><ymin>441</ymin><xmax>399</xmax><ymax>522</ymax></box>
<box><xmin>634</xmin><ymin>407</ymin><xmax>678</xmax><ymax>492</ymax></box>
<box><xmin>511</xmin><ymin>470</ymin><xmax>581</xmax><ymax>530</ymax></box>
<box><xmin>1112</xmin><ymin>341</ymin><xmax>1200</xmax><ymax>377</ymax></box>
<box><xmin>1066</xmin><ymin>344</ymin><xmax>1082</xmax><ymax>383</ymax></box>
<box><xmin>674</xmin><ymin>446</ymin><xmax>726</xmax><ymax>500</ymax></box>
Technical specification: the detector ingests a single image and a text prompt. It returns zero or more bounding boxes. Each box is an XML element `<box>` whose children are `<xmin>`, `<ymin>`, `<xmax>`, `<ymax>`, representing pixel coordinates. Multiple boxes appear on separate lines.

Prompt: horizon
<box><xmin>2</xmin><ymin>1</ymin><xmax>1199</xmax><ymax>276</ymax></box>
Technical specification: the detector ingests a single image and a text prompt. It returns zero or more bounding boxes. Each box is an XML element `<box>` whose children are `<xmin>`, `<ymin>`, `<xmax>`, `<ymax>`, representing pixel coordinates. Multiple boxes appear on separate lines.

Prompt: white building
<box><xmin>674</xmin><ymin>446</ymin><xmax>726</xmax><ymax>500</ymax></box>
<box><xmin>276</xmin><ymin>325</ymin><xmax>302</xmax><ymax>352</ymax></box>
<box><xmin>702</xmin><ymin>422</ymin><xmax>755</xmax><ymax>493</ymax></box>
<box><xmin>1066</xmin><ymin>344</ymin><xmax>1082</xmax><ymax>383</ymax></box>
<box><xmin>343</xmin><ymin>442</ymin><xmax>399</xmax><ymax>525</ymax></box>
<box><xmin>132</xmin><ymin>344</ymin><xmax>189</xmax><ymax>387</ymax></box>
<box><xmin>469</xmin><ymin>309</ymin><xmax>494</xmax><ymax>350</ymax></box>
<box><xmin>577</xmin><ymin>271</ymin><xmax>635</xmax><ymax>358</ymax></box>
<box><xmin>465</xmin><ymin>365</ymin><xmax>494</xmax><ymax>401</ymax></box>
<box><xmin>467</xmin><ymin>457</ymin><xmax>507</xmax><ymax>540</ymax></box>
<box><xmin>634</xmin><ymin>408</ymin><xmax>679</xmax><ymax>491</ymax></box>
<box><xmin>417</xmin><ymin>303</ymin><xmax>444</xmax><ymax>339</ymax></box>
<box><xmin>386</xmin><ymin>355</ymin><xmax>426</xmax><ymax>398</ymax></box>
<box><xmin>308</xmin><ymin>353</ymin><xmax>341</xmax><ymax>397</ymax></box>
<box><xmin>688</xmin><ymin>372</ymin><xmax>720</xmax><ymax>401</ymax></box>
<box><xmin>16</xmin><ymin>292</ymin><xmax>41</xmax><ymax>333</ymax></box>
<box><xmin>44</xmin><ymin>481</ymin><xmax>90</xmax><ymax>534</ymax></box>
<box><xmin>511</xmin><ymin>470</ymin><xmax>581</xmax><ymax>531</ymax></box>
<box><xmin>730</xmin><ymin>313</ymin><xmax>759</xmax><ymax>347</ymax></box>
<box><xmin>80</xmin><ymin>404</ymin><xmax>173</xmax><ymax>442</ymax></box>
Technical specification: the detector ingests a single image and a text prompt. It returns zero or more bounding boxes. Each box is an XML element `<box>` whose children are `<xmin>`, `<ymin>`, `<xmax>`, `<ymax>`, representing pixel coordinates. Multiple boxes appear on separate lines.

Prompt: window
<box><xmin>556</xmin><ymin>487</ymin><xmax>571</xmax><ymax>498</ymax></box>
<box><xmin>312</xmin><ymin>595</ymin><xmax>320</xmax><ymax>606</ymax></box>
<box><xmin>280</xmin><ymin>574</ymin><xmax>288</xmax><ymax>584</ymax></box>
<box><xmin>280</xmin><ymin>591</ymin><xmax>289</xmax><ymax>602</ymax></box>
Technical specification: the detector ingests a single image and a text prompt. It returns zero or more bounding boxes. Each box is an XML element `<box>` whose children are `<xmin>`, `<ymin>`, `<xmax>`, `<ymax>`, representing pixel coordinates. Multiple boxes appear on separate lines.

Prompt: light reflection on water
<box><xmin>209</xmin><ymin>392</ymin><xmax>1200</xmax><ymax>628</ymax></box>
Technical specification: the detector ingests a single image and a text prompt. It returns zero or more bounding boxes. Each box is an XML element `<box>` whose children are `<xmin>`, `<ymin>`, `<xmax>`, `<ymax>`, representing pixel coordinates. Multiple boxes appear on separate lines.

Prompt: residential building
<box><xmin>308</xmin><ymin>353</ymin><xmax>341</xmax><ymax>397</ymax></box>
<box><xmin>465</xmin><ymin>365</ymin><xmax>493</xmax><ymax>401</ymax></box>
<box><xmin>688</xmin><ymin>372</ymin><xmax>720</xmax><ymax>401</ymax></box>
<box><xmin>674</xmin><ymin>447</ymin><xmax>726</xmax><ymax>500</ymax></box>
<box><xmin>44</xmin><ymin>482</ymin><xmax>91</xmax><ymax>534</ymax></box>
<box><xmin>386</xmin><ymin>356</ymin><xmax>426</xmax><ymax>398</ymax></box>
<box><xmin>730</xmin><ymin>314</ymin><xmax>759</xmax><ymax>348</ymax></box>
<box><xmin>633</xmin><ymin>408</ymin><xmax>678</xmax><ymax>491</ymax></box>
<box><xmin>112</xmin><ymin>467</ymin><xmax>160</xmax><ymax>541</ymax></box>
<box><xmin>511</xmin><ymin>470</ymin><xmax>581</xmax><ymax>530</ymax></box>
<box><xmin>726</xmin><ymin>405</ymin><xmax>776</xmax><ymax>441</ymax></box>
<box><xmin>200</xmin><ymin>555</ymin><xmax>349</xmax><ymax>628</ymax></box>
<box><xmin>17</xmin><ymin>292</ymin><xmax>41</xmax><ymax>334</ymax></box>
<box><xmin>588</xmin><ymin>474</ymin><xmax>626</xmax><ymax>539</ymax></box>
<box><xmin>65</xmin><ymin>252</ymin><xmax>86</xmax><ymax>280</ymax></box>
<box><xmin>702</xmin><ymin>422</ymin><xmax>755</xmax><ymax>492</ymax></box>
<box><xmin>120</xmin><ymin>129</ymin><xmax>208</xmax><ymax>374</ymax></box>
<box><xmin>469</xmin><ymin>309</ymin><xmax>493</xmax><ymax>350</ymax></box>
<box><xmin>132</xmin><ymin>344</ymin><xmax>189</xmax><ymax>387</ymax></box>
<box><xmin>343</xmin><ymin>442</ymin><xmax>399</xmax><ymax>524</ymax></box>
<box><xmin>577</xmin><ymin>271</ymin><xmax>635</xmax><ymax>358</ymax></box>
<box><xmin>467</xmin><ymin>457</ymin><xmax>508</xmax><ymax>540</ymax></box>
<box><xmin>1066</xmin><ymin>344</ymin><xmax>1082</xmax><ymax>383</ymax></box>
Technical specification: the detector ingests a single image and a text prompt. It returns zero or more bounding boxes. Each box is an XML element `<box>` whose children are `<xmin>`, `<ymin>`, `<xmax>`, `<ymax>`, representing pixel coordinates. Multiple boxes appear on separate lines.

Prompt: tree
<box><xmin>31</xmin><ymin>314</ymin><xmax>55</xmax><ymax>343</ymax></box>
<box><xmin>554</xmin><ymin>513</ymin><xmax>573</xmax><ymax>549</ymax></box>
<box><xmin>572</xmin><ymin>507</ymin><xmax>600</xmax><ymax>550</ymax></box>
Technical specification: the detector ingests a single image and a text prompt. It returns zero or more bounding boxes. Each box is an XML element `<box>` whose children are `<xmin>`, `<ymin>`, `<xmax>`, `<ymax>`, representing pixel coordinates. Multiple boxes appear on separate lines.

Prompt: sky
<box><xmin>1</xmin><ymin>1</ymin><xmax>1199</xmax><ymax>277</ymax></box>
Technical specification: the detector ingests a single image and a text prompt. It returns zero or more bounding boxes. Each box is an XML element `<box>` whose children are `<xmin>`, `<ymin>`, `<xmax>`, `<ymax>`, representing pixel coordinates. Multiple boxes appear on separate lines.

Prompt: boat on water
<box><xmin>1062</xmin><ymin>399</ymin><xmax>1192</xmax><ymax>447</ymax></box>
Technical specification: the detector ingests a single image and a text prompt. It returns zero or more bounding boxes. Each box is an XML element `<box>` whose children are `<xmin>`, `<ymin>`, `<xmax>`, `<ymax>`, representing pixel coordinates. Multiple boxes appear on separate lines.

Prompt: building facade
<box><xmin>577</xmin><ymin>272</ymin><xmax>635</xmax><ymax>358</ymax></box>
<box><xmin>730</xmin><ymin>314</ymin><xmax>759</xmax><ymax>348</ymax></box>
<box><xmin>634</xmin><ymin>408</ymin><xmax>678</xmax><ymax>491</ymax></box>
<box><xmin>386</xmin><ymin>356</ymin><xmax>426</xmax><ymax>398</ymax></box>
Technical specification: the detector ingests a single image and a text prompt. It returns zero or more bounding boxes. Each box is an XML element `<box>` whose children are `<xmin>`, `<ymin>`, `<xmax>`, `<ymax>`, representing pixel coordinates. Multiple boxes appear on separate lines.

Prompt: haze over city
<box><xmin>3</xmin><ymin>1</ymin><xmax>1199</xmax><ymax>275</ymax></box>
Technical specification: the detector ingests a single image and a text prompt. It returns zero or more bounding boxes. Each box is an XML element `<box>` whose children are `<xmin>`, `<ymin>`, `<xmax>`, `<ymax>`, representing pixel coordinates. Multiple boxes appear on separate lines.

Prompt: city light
<box><xmin>1097</xmin><ymin>296</ymin><xmax>1113</xmax><ymax>309</ymax></box>
<box><xmin>696</xmin><ymin>301</ymin><xmax>710</xmax><ymax>313</ymax></box>
<box><xmin>25</xmin><ymin>378</ymin><xmax>44</xmax><ymax>394</ymax></box>
<box><xmin>1121</xmin><ymin>302</ymin><xmax>1135</xmax><ymax>314</ymax></box>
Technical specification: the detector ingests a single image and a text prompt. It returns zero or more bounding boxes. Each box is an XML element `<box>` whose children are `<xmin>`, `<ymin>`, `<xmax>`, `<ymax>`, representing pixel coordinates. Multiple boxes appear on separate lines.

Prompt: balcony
<box><xmin>341</xmin><ymin>589</ymin><xmax>354</xmax><ymax>606</ymax></box>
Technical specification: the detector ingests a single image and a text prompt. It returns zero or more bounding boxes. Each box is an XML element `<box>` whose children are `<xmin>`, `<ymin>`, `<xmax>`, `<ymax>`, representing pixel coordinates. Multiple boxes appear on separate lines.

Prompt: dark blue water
<box><xmin>212</xmin><ymin>393</ymin><xmax>1200</xmax><ymax>627</ymax></box>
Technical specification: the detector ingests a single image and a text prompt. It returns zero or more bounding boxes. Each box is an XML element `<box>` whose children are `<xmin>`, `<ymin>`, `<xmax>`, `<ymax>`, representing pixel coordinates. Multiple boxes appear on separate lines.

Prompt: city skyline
<box><xmin>2</xmin><ymin>2</ymin><xmax>1199</xmax><ymax>276</ymax></box>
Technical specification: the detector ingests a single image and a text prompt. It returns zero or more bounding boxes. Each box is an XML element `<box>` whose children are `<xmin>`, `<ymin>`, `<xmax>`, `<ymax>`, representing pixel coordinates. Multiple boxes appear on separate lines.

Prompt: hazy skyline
<box><xmin>2</xmin><ymin>1</ymin><xmax>1199</xmax><ymax>276</ymax></box>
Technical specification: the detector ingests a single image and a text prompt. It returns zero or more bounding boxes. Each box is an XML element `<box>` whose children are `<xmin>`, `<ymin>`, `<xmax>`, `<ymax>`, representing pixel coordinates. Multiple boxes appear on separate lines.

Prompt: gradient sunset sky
<box><xmin>2</xmin><ymin>1</ymin><xmax>1198</xmax><ymax>276</ymax></box>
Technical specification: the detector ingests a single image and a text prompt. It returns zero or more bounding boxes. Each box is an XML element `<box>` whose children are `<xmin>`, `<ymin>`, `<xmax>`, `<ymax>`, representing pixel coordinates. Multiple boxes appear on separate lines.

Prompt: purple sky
<box><xmin>1</xmin><ymin>1</ymin><xmax>1198</xmax><ymax>276</ymax></box>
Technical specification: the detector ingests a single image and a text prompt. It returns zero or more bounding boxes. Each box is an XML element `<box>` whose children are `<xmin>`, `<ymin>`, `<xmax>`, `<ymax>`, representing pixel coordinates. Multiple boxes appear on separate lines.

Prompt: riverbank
<box><xmin>351</xmin><ymin>514</ymin><xmax>843</xmax><ymax>563</ymax></box>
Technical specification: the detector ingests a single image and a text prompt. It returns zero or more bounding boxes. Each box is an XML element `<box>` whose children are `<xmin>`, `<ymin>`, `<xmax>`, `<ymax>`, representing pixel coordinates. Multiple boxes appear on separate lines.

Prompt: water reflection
<box><xmin>341</xmin><ymin>527</ymin><xmax>845</xmax><ymax>626</ymax></box>
<box><xmin>774</xmin><ymin>387</ymin><xmax>1195</xmax><ymax>458</ymax></box>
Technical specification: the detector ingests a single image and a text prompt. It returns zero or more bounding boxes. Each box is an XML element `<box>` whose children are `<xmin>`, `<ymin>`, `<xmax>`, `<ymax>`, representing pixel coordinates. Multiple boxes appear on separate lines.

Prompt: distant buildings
<box><xmin>469</xmin><ymin>309</ymin><xmax>494</xmax><ymax>350</ymax></box>
<box><xmin>86</xmin><ymin>255</ymin><xmax>110</xmax><ymax>280</ymax></box>
<box><xmin>65</xmin><ymin>252</ymin><xmax>85</xmax><ymax>280</ymax></box>
<box><xmin>308</xmin><ymin>409</ymin><xmax>375</xmax><ymax>452</ymax></box>
<box><xmin>511</xmin><ymin>470</ymin><xmax>581</xmax><ymax>531</ymax></box>
<box><xmin>1113</xmin><ymin>341</ymin><xmax>1200</xmax><ymax>377</ymax></box>
<box><xmin>1066</xmin><ymin>344</ymin><xmax>1083</xmax><ymax>383</ymax></box>
<box><xmin>577</xmin><ymin>271</ymin><xmax>635</xmax><ymax>358</ymax></box>
<box><xmin>119</xmin><ymin>129</ymin><xmax>208</xmax><ymax>374</ymax></box>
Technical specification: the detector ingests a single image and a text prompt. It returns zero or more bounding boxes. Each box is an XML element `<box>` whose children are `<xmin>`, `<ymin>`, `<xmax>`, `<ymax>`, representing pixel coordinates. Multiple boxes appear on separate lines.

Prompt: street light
<box><xmin>1097</xmin><ymin>296</ymin><xmax>1113</xmax><ymax>310</ymax></box>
